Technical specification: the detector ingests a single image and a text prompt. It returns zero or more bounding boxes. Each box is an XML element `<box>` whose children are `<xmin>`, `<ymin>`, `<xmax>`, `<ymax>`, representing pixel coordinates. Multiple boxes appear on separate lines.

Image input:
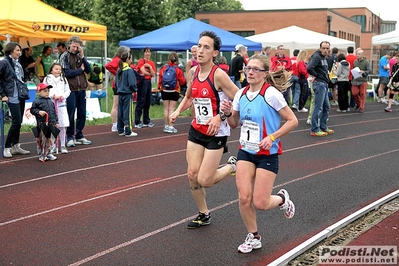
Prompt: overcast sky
<box><xmin>239</xmin><ymin>1</ymin><xmax>397</xmax><ymax>21</ymax></box>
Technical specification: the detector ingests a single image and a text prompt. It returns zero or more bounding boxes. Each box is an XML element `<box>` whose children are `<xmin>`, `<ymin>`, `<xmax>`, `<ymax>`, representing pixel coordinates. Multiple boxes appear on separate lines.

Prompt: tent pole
<box><xmin>104</xmin><ymin>40</ymin><xmax>108</xmax><ymax>112</ymax></box>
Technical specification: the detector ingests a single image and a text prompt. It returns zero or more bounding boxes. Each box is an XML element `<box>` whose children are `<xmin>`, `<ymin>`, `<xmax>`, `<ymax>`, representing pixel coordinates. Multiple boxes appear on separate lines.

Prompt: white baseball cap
<box><xmin>235</xmin><ymin>44</ymin><xmax>248</xmax><ymax>51</ymax></box>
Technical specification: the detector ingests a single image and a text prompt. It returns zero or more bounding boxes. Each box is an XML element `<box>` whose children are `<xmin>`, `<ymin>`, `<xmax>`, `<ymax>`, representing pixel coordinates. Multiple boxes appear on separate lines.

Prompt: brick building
<box><xmin>196</xmin><ymin>7</ymin><xmax>396</xmax><ymax>72</ymax></box>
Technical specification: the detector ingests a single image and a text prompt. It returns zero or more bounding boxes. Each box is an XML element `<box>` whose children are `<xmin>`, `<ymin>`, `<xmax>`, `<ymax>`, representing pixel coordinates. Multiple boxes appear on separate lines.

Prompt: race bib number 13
<box><xmin>240</xmin><ymin>120</ymin><xmax>260</xmax><ymax>152</ymax></box>
<box><xmin>193</xmin><ymin>98</ymin><xmax>213</xmax><ymax>125</ymax></box>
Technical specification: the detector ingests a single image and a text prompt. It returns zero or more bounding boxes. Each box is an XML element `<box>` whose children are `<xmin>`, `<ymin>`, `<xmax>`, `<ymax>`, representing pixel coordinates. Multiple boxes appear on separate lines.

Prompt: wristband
<box><xmin>269</xmin><ymin>134</ymin><xmax>275</xmax><ymax>142</ymax></box>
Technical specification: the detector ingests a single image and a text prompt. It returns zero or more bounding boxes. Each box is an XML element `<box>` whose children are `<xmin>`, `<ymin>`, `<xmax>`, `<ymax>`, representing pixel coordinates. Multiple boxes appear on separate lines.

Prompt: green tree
<box><xmin>42</xmin><ymin>0</ymin><xmax>93</xmax><ymax>21</ymax></box>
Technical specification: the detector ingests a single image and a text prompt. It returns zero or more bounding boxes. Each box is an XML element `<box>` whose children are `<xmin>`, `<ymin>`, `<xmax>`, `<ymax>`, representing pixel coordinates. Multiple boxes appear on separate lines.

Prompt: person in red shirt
<box><xmin>217</xmin><ymin>56</ymin><xmax>229</xmax><ymax>74</ymax></box>
<box><xmin>106</xmin><ymin>46</ymin><xmax>131</xmax><ymax>132</ymax></box>
<box><xmin>297</xmin><ymin>50</ymin><xmax>310</xmax><ymax>112</ymax></box>
<box><xmin>135</xmin><ymin>47</ymin><xmax>156</xmax><ymax>128</ymax></box>
<box><xmin>271</xmin><ymin>45</ymin><xmax>292</xmax><ymax>104</ymax></box>
<box><xmin>346</xmin><ymin>46</ymin><xmax>357</xmax><ymax>108</ymax></box>
<box><xmin>158</xmin><ymin>52</ymin><xmax>186</xmax><ymax>133</ymax></box>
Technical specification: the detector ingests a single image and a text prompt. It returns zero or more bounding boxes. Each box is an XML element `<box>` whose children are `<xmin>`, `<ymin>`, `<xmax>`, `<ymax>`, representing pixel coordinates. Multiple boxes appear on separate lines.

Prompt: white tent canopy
<box><xmin>246</xmin><ymin>25</ymin><xmax>356</xmax><ymax>55</ymax></box>
<box><xmin>372</xmin><ymin>29</ymin><xmax>399</xmax><ymax>46</ymax></box>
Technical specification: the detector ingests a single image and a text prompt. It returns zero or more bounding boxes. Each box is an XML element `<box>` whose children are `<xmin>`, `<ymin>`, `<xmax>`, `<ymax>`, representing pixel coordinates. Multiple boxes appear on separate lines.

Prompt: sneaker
<box><xmin>38</xmin><ymin>156</ymin><xmax>48</xmax><ymax>162</ymax></box>
<box><xmin>322</xmin><ymin>128</ymin><xmax>334</xmax><ymax>135</ymax></box>
<box><xmin>291</xmin><ymin>104</ymin><xmax>298</xmax><ymax>110</ymax></box>
<box><xmin>76</xmin><ymin>138</ymin><xmax>91</xmax><ymax>145</ymax></box>
<box><xmin>111</xmin><ymin>124</ymin><xmax>118</xmax><ymax>132</ymax></box>
<box><xmin>168</xmin><ymin>126</ymin><xmax>177</xmax><ymax>133</ymax></box>
<box><xmin>227</xmin><ymin>156</ymin><xmax>237</xmax><ymax>176</ymax></box>
<box><xmin>125</xmin><ymin>132</ymin><xmax>138</xmax><ymax>137</ymax></box>
<box><xmin>187</xmin><ymin>212</ymin><xmax>211</xmax><ymax>228</ymax></box>
<box><xmin>310</xmin><ymin>131</ymin><xmax>328</xmax><ymax>137</ymax></box>
<box><xmin>3</xmin><ymin>148</ymin><xmax>12</xmax><ymax>158</ymax></box>
<box><xmin>347</xmin><ymin>108</ymin><xmax>350</xmax><ymax>112</ymax></box>
<box><xmin>331</xmin><ymin>100</ymin><xmax>338</xmax><ymax>106</ymax></box>
<box><xmin>163</xmin><ymin>126</ymin><xmax>170</xmax><ymax>133</ymax></box>
<box><xmin>67</xmin><ymin>139</ymin><xmax>75</xmax><ymax>147</ymax></box>
<box><xmin>297</xmin><ymin>107</ymin><xmax>308</xmax><ymax>112</ymax></box>
<box><xmin>144</xmin><ymin>122</ymin><xmax>155</xmax><ymax>128</ymax></box>
<box><xmin>277</xmin><ymin>189</ymin><xmax>295</xmax><ymax>219</ymax></box>
<box><xmin>392</xmin><ymin>100</ymin><xmax>399</xmax><ymax>106</ymax></box>
<box><xmin>11</xmin><ymin>143</ymin><xmax>30</xmax><ymax>155</ymax></box>
<box><xmin>73</xmin><ymin>139</ymin><xmax>82</xmax><ymax>145</ymax></box>
<box><xmin>354</xmin><ymin>105</ymin><xmax>359</xmax><ymax>111</ymax></box>
<box><xmin>60</xmin><ymin>146</ymin><xmax>68</xmax><ymax>154</ymax></box>
<box><xmin>238</xmin><ymin>233</ymin><xmax>262</xmax><ymax>253</ymax></box>
<box><xmin>118</xmin><ymin>132</ymin><xmax>125</xmax><ymax>136</ymax></box>
<box><xmin>50</xmin><ymin>146</ymin><xmax>57</xmax><ymax>154</ymax></box>
<box><xmin>381</xmin><ymin>98</ymin><xmax>388</xmax><ymax>104</ymax></box>
<box><xmin>46</xmin><ymin>153</ymin><xmax>57</xmax><ymax>161</ymax></box>
<box><xmin>306</xmin><ymin>119</ymin><xmax>311</xmax><ymax>125</ymax></box>
<box><xmin>135</xmin><ymin>123</ymin><xmax>144</xmax><ymax>128</ymax></box>
<box><xmin>384</xmin><ymin>107</ymin><xmax>392</xmax><ymax>112</ymax></box>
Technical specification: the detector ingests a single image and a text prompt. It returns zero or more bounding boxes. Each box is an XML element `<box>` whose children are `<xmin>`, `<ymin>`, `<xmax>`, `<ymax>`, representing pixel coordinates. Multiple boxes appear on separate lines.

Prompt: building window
<box><xmin>351</xmin><ymin>15</ymin><xmax>366</xmax><ymax>31</ymax></box>
<box><xmin>231</xmin><ymin>31</ymin><xmax>255</xmax><ymax>38</ymax></box>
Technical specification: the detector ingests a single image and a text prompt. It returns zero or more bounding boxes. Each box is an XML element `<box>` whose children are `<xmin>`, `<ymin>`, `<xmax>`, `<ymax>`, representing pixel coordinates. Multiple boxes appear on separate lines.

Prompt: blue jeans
<box><xmin>135</xmin><ymin>79</ymin><xmax>152</xmax><ymax>125</ymax></box>
<box><xmin>291</xmin><ymin>75</ymin><xmax>300</xmax><ymax>106</ymax></box>
<box><xmin>66</xmin><ymin>90</ymin><xmax>86</xmax><ymax>141</ymax></box>
<box><xmin>311</xmin><ymin>81</ymin><xmax>330</xmax><ymax>133</ymax></box>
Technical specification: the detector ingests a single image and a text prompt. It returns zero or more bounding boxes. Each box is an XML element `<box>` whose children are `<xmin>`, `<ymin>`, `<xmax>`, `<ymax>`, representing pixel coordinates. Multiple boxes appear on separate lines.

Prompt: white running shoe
<box><xmin>125</xmin><ymin>132</ymin><xmax>138</xmax><ymax>137</ymax></box>
<box><xmin>60</xmin><ymin>146</ymin><xmax>68</xmax><ymax>154</ymax></box>
<box><xmin>298</xmin><ymin>107</ymin><xmax>308</xmax><ymax>112</ymax></box>
<box><xmin>67</xmin><ymin>139</ymin><xmax>75</xmax><ymax>147</ymax></box>
<box><xmin>238</xmin><ymin>233</ymin><xmax>262</xmax><ymax>253</ymax></box>
<box><xmin>111</xmin><ymin>124</ymin><xmax>117</xmax><ymax>132</ymax></box>
<box><xmin>306</xmin><ymin>119</ymin><xmax>311</xmax><ymax>125</ymax></box>
<box><xmin>227</xmin><ymin>156</ymin><xmax>237</xmax><ymax>176</ymax></box>
<box><xmin>277</xmin><ymin>189</ymin><xmax>295</xmax><ymax>219</ymax></box>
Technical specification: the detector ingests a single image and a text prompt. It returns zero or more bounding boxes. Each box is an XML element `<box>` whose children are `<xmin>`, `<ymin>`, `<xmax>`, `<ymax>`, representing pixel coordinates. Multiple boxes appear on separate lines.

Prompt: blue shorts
<box><xmin>237</xmin><ymin>149</ymin><xmax>279</xmax><ymax>174</ymax></box>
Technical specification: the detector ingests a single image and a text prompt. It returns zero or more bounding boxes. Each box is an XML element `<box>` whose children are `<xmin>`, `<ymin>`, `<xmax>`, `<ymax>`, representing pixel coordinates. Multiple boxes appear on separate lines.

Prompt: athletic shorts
<box><xmin>188</xmin><ymin>125</ymin><xmax>227</xmax><ymax>150</ymax></box>
<box><xmin>161</xmin><ymin>91</ymin><xmax>179</xmax><ymax>101</ymax></box>
<box><xmin>379</xmin><ymin>76</ymin><xmax>389</xmax><ymax>85</ymax></box>
<box><xmin>237</xmin><ymin>149</ymin><xmax>279</xmax><ymax>174</ymax></box>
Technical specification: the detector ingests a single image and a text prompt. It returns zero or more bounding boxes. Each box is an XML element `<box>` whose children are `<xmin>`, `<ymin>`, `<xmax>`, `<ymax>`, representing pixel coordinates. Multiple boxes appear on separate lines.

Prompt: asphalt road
<box><xmin>1</xmin><ymin>101</ymin><xmax>398</xmax><ymax>266</ymax></box>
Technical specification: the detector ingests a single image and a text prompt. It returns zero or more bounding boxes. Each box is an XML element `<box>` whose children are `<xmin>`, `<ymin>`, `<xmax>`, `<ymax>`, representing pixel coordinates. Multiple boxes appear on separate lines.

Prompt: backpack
<box><xmin>130</xmin><ymin>64</ymin><xmax>144</xmax><ymax>85</ymax></box>
<box><xmin>161</xmin><ymin>64</ymin><xmax>177</xmax><ymax>89</ymax></box>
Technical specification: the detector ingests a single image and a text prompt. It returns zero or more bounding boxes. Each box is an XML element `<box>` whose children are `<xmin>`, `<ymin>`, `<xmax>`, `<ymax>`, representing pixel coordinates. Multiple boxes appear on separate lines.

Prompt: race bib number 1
<box><xmin>240</xmin><ymin>120</ymin><xmax>260</xmax><ymax>152</ymax></box>
<box><xmin>193</xmin><ymin>98</ymin><xmax>213</xmax><ymax>125</ymax></box>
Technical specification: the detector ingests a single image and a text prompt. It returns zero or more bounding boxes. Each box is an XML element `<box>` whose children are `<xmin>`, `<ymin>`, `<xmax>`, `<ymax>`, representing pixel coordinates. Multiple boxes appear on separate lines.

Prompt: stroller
<box><xmin>32</xmin><ymin>113</ymin><xmax>60</xmax><ymax>162</ymax></box>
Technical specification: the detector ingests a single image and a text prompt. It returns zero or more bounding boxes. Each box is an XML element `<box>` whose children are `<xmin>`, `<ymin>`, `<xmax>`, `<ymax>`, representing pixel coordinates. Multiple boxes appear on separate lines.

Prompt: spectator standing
<box><xmin>220</xmin><ymin>54</ymin><xmax>298</xmax><ymax>254</ymax></box>
<box><xmin>0</xmin><ymin>42</ymin><xmax>31</xmax><ymax>158</ymax></box>
<box><xmin>56</xmin><ymin>43</ymin><xmax>67</xmax><ymax>61</ymax></box>
<box><xmin>169</xmin><ymin>31</ymin><xmax>238</xmax><ymax>229</ymax></box>
<box><xmin>377</xmin><ymin>51</ymin><xmax>394</xmax><ymax>103</ymax></box>
<box><xmin>43</xmin><ymin>63</ymin><xmax>71</xmax><ymax>154</ymax></box>
<box><xmin>290</xmin><ymin>49</ymin><xmax>300</xmax><ymax>109</ymax></box>
<box><xmin>158</xmin><ymin>52</ymin><xmax>186</xmax><ymax>133</ymax></box>
<box><xmin>307</xmin><ymin>41</ymin><xmax>334</xmax><ymax>137</ymax></box>
<box><xmin>327</xmin><ymin>47</ymin><xmax>339</xmax><ymax>106</ymax></box>
<box><xmin>334</xmin><ymin>53</ymin><xmax>351</xmax><ymax>112</ymax></box>
<box><xmin>297</xmin><ymin>50</ymin><xmax>309</xmax><ymax>112</ymax></box>
<box><xmin>261</xmin><ymin>46</ymin><xmax>273</xmax><ymax>59</ymax></box>
<box><xmin>346</xmin><ymin>46</ymin><xmax>357</xmax><ymax>107</ymax></box>
<box><xmin>185</xmin><ymin>45</ymin><xmax>198</xmax><ymax>77</ymax></box>
<box><xmin>351</xmin><ymin>49</ymin><xmax>371</xmax><ymax>113</ymax></box>
<box><xmin>115</xmin><ymin>52</ymin><xmax>138</xmax><ymax>137</ymax></box>
<box><xmin>135</xmin><ymin>47</ymin><xmax>156</xmax><ymax>128</ymax></box>
<box><xmin>59</xmin><ymin>35</ymin><xmax>92</xmax><ymax>147</ymax></box>
<box><xmin>106</xmin><ymin>46</ymin><xmax>131</xmax><ymax>132</ymax></box>
<box><xmin>29</xmin><ymin>83</ymin><xmax>58</xmax><ymax>161</ymax></box>
<box><xmin>19</xmin><ymin>47</ymin><xmax>36</xmax><ymax>82</ymax></box>
<box><xmin>271</xmin><ymin>45</ymin><xmax>292</xmax><ymax>104</ymax></box>
<box><xmin>385</xmin><ymin>53</ymin><xmax>399</xmax><ymax>112</ymax></box>
<box><xmin>35</xmin><ymin>45</ymin><xmax>53</xmax><ymax>82</ymax></box>
<box><xmin>229</xmin><ymin>44</ymin><xmax>247</xmax><ymax>88</ymax></box>
<box><xmin>217</xmin><ymin>56</ymin><xmax>229</xmax><ymax>75</ymax></box>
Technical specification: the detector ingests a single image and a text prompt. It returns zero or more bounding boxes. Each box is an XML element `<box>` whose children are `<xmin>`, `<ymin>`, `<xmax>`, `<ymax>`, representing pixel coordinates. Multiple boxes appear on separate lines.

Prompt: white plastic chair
<box><xmin>367</xmin><ymin>78</ymin><xmax>379</xmax><ymax>100</ymax></box>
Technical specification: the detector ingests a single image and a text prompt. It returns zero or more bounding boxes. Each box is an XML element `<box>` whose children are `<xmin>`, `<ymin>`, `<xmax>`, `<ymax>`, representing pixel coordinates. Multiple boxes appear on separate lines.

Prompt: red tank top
<box><xmin>191</xmin><ymin>64</ymin><xmax>220</xmax><ymax>135</ymax></box>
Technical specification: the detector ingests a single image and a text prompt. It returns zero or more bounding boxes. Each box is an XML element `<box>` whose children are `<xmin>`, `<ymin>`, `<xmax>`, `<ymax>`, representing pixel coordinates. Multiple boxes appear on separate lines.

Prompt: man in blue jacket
<box><xmin>307</xmin><ymin>41</ymin><xmax>334</xmax><ymax>137</ymax></box>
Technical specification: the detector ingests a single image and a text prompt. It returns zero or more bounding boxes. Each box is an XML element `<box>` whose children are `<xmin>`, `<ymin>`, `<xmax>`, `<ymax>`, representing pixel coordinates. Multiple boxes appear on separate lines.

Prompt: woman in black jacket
<box><xmin>0</xmin><ymin>42</ymin><xmax>31</xmax><ymax>158</ymax></box>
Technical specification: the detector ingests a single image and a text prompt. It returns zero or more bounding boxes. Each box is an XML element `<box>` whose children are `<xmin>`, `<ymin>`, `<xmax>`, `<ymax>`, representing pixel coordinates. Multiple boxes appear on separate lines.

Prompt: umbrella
<box><xmin>32</xmin><ymin>113</ymin><xmax>60</xmax><ymax>162</ymax></box>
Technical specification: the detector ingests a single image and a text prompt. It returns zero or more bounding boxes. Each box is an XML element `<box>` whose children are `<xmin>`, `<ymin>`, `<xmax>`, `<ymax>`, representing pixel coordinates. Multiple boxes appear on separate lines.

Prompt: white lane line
<box><xmin>0</xmin><ymin>174</ymin><xmax>185</xmax><ymax>227</ymax></box>
<box><xmin>67</xmin><ymin>148</ymin><xmax>399</xmax><ymax>266</ymax></box>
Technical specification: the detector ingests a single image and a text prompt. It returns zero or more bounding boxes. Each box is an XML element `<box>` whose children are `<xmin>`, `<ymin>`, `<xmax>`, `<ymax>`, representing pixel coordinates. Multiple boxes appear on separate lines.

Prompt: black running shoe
<box><xmin>187</xmin><ymin>212</ymin><xmax>211</xmax><ymax>228</ymax></box>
